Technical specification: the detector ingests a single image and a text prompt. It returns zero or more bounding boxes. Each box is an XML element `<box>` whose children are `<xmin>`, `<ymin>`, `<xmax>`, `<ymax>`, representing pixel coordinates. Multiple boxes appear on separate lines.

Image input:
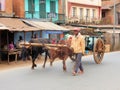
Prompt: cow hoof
<box><xmin>31</xmin><ymin>66</ymin><xmax>34</xmax><ymax>70</ymax></box>
<box><xmin>50</xmin><ymin>62</ymin><xmax>53</xmax><ymax>66</ymax></box>
<box><xmin>63</xmin><ymin>69</ymin><xmax>67</xmax><ymax>72</ymax></box>
<box><xmin>31</xmin><ymin>64</ymin><xmax>37</xmax><ymax>70</ymax></box>
<box><xmin>63</xmin><ymin>67</ymin><xmax>66</xmax><ymax>72</ymax></box>
<box><xmin>34</xmin><ymin>64</ymin><xmax>37</xmax><ymax>67</ymax></box>
<box><xmin>42</xmin><ymin>65</ymin><xmax>45</xmax><ymax>68</ymax></box>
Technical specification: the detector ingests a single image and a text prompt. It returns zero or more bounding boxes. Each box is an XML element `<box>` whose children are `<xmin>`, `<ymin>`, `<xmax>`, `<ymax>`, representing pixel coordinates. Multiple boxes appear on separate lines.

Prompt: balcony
<box><xmin>25</xmin><ymin>11</ymin><xmax>65</xmax><ymax>24</ymax></box>
<box><xmin>55</xmin><ymin>14</ymin><xmax>66</xmax><ymax>24</ymax></box>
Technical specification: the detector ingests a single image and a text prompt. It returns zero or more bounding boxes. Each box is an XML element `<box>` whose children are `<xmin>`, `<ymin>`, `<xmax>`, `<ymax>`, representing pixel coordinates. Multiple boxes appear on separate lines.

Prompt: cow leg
<box><xmin>50</xmin><ymin>60</ymin><xmax>53</xmax><ymax>66</ymax></box>
<box><xmin>63</xmin><ymin>60</ymin><xmax>66</xmax><ymax>71</ymax></box>
<box><xmin>32</xmin><ymin>59</ymin><xmax>37</xmax><ymax>69</ymax></box>
<box><xmin>42</xmin><ymin>50</ymin><xmax>49</xmax><ymax>68</ymax></box>
<box><xmin>31</xmin><ymin>51</ymin><xmax>38</xmax><ymax>69</ymax></box>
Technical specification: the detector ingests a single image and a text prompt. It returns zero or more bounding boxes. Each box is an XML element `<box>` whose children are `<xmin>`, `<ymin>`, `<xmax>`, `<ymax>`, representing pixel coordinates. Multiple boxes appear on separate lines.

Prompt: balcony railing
<box><xmin>66</xmin><ymin>15</ymin><xmax>101</xmax><ymax>25</ymax></box>
<box><xmin>25</xmin><ymin>11</ymin><xmax>65</xmax><ymax>23</ymax></box>
<box><xmin>55</xmin><ymin>14</ymin><xmax>65</xmax><ymax>24</ymax></box>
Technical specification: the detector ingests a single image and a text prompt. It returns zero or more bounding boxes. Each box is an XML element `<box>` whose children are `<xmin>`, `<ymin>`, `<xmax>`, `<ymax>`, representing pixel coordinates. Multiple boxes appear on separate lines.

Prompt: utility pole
<box><xmin>112</xmin><ymin>0</ymin><xmax>116</xmax><ymax>51</ymax></box>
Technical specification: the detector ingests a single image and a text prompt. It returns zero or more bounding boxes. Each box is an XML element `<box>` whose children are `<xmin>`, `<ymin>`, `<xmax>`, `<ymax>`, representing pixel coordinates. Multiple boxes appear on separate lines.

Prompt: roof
<box><xmin>0</xmin><ymin>23</ymin><xmax>9</xmax><ymax>30</ymax></box>
<box><xmin>0</xmin><ymin>18</ymin><xmax>39</xmax><ymax>31</ymax></box>
<box><xmin>101</xmin><ymin>29</ymin><xmax>120</xmax><ymax>33</ymax></box>
<box><xmin>62</xmin><ymin>25</ymin><xmax>100</xmax><ymax>36</ymax></box>
<box><xmin>22</xmin><ymin>19</ymin><xmax>69</xmax><ymax>31</ymax></box>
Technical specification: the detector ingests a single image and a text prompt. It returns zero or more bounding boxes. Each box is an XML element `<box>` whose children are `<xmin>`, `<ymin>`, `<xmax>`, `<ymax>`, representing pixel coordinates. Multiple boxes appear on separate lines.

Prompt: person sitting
<box><xmin>51</xmin><ymin>39</ymin><xmax>56</xmax><ymax>44</ymax></box>
<box><xmin>16</xmin><ymin>36</ymin><xmax>30</xmax><ymax>61</ymax></box>
<box><xmin>9</xmin><ymin>41</ymin><xmax>15</xmax><ymax>50</ymax></box>
<box><xmin>16</xmin><ymin>36</ymin><xmax>26</xmax><ymax>49</ymax></box>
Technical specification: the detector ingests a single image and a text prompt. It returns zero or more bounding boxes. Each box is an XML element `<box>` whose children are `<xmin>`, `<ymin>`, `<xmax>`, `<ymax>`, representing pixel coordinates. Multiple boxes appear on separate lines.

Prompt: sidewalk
<box><xmin>0</xmin><ymin>56</ymin><xmax>46</xmax><ymax>71</ymax></box>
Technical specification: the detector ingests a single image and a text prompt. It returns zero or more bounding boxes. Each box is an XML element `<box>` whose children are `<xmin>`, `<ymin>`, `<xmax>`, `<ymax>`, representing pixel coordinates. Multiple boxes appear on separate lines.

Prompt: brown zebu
<box><xmin>46</xmin><ymin>45</ymin><xmax>74</xmax><ymax>71</ymax></box>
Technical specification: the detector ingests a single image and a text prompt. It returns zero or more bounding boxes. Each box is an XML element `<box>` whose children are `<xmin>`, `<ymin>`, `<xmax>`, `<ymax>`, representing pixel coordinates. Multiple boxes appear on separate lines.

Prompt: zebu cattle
<box><xmin>28</xmin><ymin>38</ymin><xmax>50</xmax><ymax>69</ymax></box>
<box><xmin>47</xmin><ymin>46</ymin><xmax>74</xmax><ymax>71</ymax></box>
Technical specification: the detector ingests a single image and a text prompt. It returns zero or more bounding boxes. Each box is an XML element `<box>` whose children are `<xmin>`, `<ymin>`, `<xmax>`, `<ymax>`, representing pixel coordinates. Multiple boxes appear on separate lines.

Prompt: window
<box><xmin>92</xmin><ymin>9</ymin><xmax>95</xmax><ymax>18</ymax></box>
<box><xmin>50</xmin><ymin>1</ymin><xmax>56</xmax><ymax>13</ymax></box>
<box><xmin>39</xmin><ymin>0</ymin><xmax>46</xmax><ymax>18</ymax></box>
<box><xmin>0</xmin><ymin>0</ymin><xmax>5</xmax><ymax>11</ymax></box>
<box><xmin>0</xmin><ymin>2</ymin><xmax>1</xmax><ymax>11</ymax></box>
<box><xmin>86</xmin><ymin>9</ymin><xmax>90</xmax><ymax>18</ymax></box>
<box><xmin>80</xmin><ymin>8</ymin><xmax>83</xmax><ymax>19</ymax></box>
<box><xmin>28</xmin><ymin>0</ymin><xmax>35</xmax><ymax>13</ymax></box>
<box><xmin>72</xmin><ymin>7</ymin><xmax>76</xmax><ymax>17</ymax></box>
<box><xmin>102</xmin><ymin>12</ymin><xmax>106</xmax><ymax>18</ymax></box>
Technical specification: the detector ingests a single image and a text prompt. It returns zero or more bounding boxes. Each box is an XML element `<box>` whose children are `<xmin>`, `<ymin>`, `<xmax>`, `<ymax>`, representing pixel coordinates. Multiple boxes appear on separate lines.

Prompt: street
<box><xmin>0</xmin><ymin>51</ymin><xmax>120</xmax><ymax>90</ymax></box>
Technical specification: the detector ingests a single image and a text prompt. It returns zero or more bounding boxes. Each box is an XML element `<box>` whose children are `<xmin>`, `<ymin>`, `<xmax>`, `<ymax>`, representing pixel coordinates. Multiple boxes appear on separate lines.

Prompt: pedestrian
<box><xmin>70</xmin><ymin>27</ymin><xmax>85</xmax><ymax>76</ymax></box>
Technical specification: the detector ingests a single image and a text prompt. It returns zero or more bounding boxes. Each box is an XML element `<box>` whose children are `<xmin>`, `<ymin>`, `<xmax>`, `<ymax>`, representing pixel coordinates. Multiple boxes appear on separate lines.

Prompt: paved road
<box><xmin>0</xmin><ymin>51</ymin><xmax>120</xmax><ymax>90</ymax></box>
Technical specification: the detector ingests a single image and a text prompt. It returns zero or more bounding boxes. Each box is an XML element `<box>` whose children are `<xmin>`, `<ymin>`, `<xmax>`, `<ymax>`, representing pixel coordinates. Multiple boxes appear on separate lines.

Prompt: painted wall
<box><xmin>0</xmin><ymin>0</ymin><xmax>5</xmax><ymax>11</ymax></box>
<box><xmin>13</xmin><ymin>0</ymin><xmax>24</xmax><ymax>18</ymax></box>
<box><xmin>68</xmin><ymin>0</ymin><xmax>101</xmax><ymax>6</ymax></box>
<box><xmin>65</xmin><ymin>0</ymin><xmax>101</xmax><ymax>23</ymax></box>
<box><xmin>24</xmin><ymin>0</ymin><xmax>58</xmax><ymax>21</ymax></box>
<box><xmin>0</xmin><ymin>0</ymin><xmax>13</xmax><ymax>14</ymax></box>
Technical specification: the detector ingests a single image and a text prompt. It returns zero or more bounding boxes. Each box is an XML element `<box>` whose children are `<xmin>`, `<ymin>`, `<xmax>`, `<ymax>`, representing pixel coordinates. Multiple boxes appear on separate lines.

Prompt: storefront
<box><xmin>22</xmin><ymin>19</ymin><xmax>69</xmax><ymax>42</ymax></box>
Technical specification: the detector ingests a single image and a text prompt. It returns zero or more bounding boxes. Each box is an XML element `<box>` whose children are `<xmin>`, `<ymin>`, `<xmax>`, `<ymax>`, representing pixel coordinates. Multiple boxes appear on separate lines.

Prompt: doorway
<box><xmin>117</xmin><ymin>12</ymin><xmax>120</xmax><ymax>24</ymax></box>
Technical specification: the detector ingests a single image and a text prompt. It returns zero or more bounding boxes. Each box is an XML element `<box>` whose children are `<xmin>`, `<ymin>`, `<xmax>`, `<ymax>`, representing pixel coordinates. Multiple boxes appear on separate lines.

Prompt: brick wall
<box><xmin>13</xmin><ymin>0</ymin><xmax>24</xmax><ymax>18</ymax></box>
<box><xmin>5</xmin><ymin>0</ymin><xmax>13</xmax><ymax>14</ymax></box>
<box><xmin>102</xmin><ymin>0</ymin><xmax>120</xmax><ymax>6</ymax></box>
<box><xmin>102</xmin><ymin>0</ymin><xmax>120</xmax><ymax>24</ymax></box>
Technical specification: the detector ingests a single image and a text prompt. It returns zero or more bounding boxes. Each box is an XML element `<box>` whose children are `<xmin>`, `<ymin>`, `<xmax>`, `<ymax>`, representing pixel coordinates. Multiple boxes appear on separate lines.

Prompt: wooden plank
<box><xmin>21</xmin><ymin>43</ymin><xmax>68</xmax><ymax>48</ymax></box>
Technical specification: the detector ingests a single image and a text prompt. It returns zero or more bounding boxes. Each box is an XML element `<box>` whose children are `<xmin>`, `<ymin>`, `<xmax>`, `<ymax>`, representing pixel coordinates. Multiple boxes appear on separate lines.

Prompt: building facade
<box><xmin>65</xmin><ymin>0</ymin><xmax>101</xmax><ymax>24</ymax></box>
<box><xmin>13</xmin><ymin>0</ymin><xmax>59</xmax><ymax>22</ymax></box>
<box><xmin>102</xmin><ymin>0</ymin><xmax>120</xmax><ymax>25</ymax></box>
<box><xmin>0</xmin><ymin>0</ymin><xmax>14</xmax><ymax>17</ymax></box>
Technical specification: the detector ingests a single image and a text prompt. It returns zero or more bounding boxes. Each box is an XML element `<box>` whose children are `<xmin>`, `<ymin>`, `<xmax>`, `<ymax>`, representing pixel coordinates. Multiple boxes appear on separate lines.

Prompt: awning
<box><xmin>0</xmin><ymin>23</ymin><xmax>9</xmax><ymax>30</ymax></box>
<box><xmin>0</xmin><ymin>18</ymin><xmax>39</xmax><ymax>31</ymax></box>
<box><xmin>22</xmin><ymin>19</ymin><xmax>69</xmax><ymax>31</ymax></box>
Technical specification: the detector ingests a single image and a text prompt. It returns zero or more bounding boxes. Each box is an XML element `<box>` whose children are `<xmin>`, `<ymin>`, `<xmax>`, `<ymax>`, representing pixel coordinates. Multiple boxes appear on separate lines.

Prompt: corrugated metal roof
<box><xmin>22</xmin><ymin>19</ymin><xmax>69</xmax><ymax>31</ymax></box>
<box><xmin>0</xmin><ymin>18</ymin><xmax>39</xmax><ymax>31</ymax></box>
<box><xmin>101</xmin><ymin>29</ymin><xmax>120</xmax><ymax>33</ymax></box>
<box><xmin>0</xmin><ymin>23</ymin><xmax>9</xmax><ymax>30</ymax></box>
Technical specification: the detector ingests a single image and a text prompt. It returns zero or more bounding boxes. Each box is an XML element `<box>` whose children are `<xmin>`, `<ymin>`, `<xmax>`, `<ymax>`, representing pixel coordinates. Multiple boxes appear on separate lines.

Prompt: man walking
<box><xmin>70</xmin><ymin>27</ymin><xmax>85</xmax><ymax>76</ymax></box>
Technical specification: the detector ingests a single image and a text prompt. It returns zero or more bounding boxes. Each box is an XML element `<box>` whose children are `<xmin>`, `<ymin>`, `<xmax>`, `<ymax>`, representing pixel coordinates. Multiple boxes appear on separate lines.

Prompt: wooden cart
<box><xmin>23</xmin><ymin>36</ymin><xmax>105</xmax><ymax>64</ymax></box>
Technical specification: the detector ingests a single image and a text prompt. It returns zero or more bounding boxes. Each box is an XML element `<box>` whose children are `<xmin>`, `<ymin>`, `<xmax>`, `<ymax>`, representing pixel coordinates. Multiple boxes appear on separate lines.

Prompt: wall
<box><xmin>5</xmin><ymin>0</ymin><xmax>13</xmax><ymax>14</ymax></box>
<box><xmin>0</xmin><ymin>0</ymin><xmax>13</xmax><ymax>15</ymax></box>
<box><xmin>69</xmin><ymin>0</ymin><xmax>101</xmax><ymax>6</ymax></box>
<box><xmin>13</xmin><ymin>0</ymin><xmax>24</xmax><ymax>18</ymax></box>
<box><xmin>24</xmin><ymin>0</ymin><xmax>58</xmax><ymax>21</ymax></box>
<box><xmin>102</xmin><ymin>0</ymin><xmax>120</xmax><ymax>25</ymax></box>
<box><xmin>66</xmin><ymin>0</ymin><xmax>101</xmax><ymax>23</ymax></box>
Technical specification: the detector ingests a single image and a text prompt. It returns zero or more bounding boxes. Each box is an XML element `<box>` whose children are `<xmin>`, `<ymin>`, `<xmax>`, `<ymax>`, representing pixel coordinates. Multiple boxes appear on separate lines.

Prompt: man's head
<box><xmin>73</xmin><ymin>27</ymin><xmax>80</xmax><ymax>35</ymax></box>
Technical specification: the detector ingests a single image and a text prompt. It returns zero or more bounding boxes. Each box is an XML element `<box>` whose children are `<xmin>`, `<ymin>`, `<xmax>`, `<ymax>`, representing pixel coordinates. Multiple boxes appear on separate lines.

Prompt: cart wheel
<box><xmin>93</xmin><ymin>38</ymin><xmax>105</xmax><ymax>64</ymax></box>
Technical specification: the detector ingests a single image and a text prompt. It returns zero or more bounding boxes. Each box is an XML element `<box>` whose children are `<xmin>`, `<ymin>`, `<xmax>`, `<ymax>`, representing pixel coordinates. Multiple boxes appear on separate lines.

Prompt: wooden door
<box><xmin>117</xmin><ymin>12</ymin><xmax>120</xmax><ymax>24</ymax></box>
